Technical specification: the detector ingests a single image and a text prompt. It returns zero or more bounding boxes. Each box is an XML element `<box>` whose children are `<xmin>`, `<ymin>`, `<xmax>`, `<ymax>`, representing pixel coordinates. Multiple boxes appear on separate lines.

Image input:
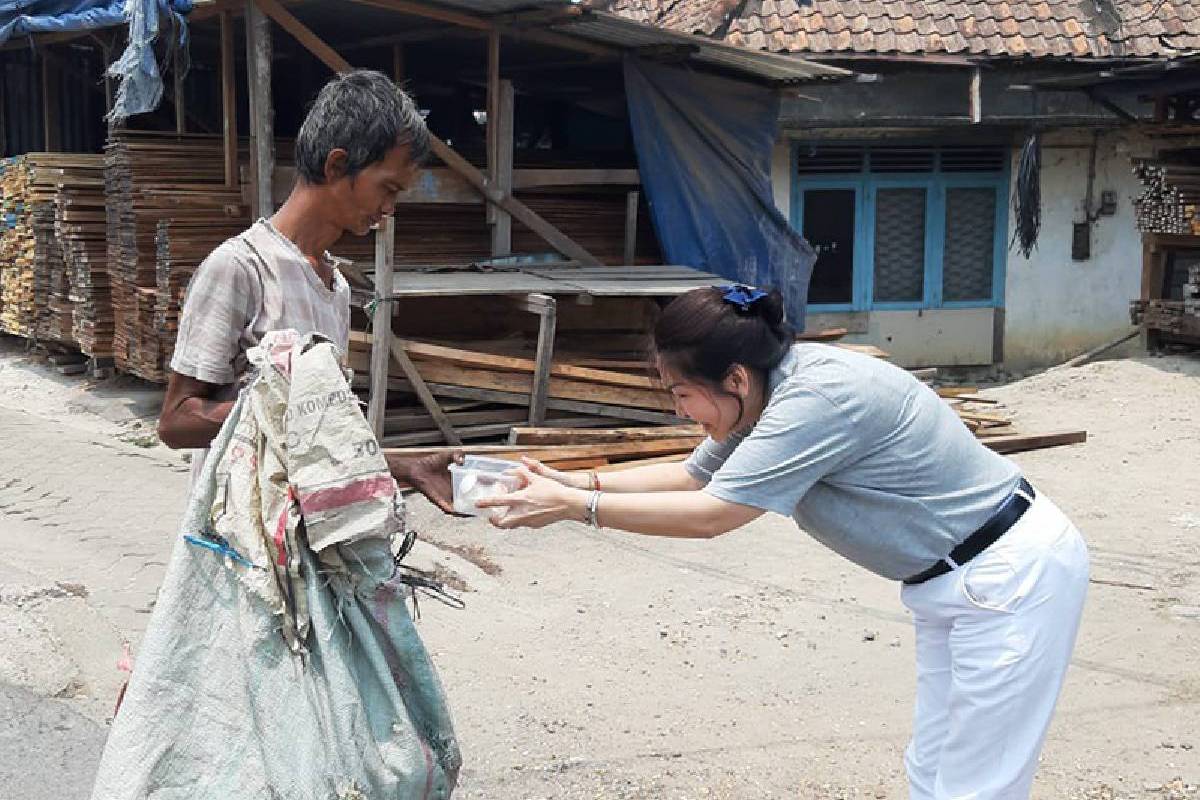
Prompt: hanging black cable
<box><xmin>1011</xmin><ymin>132</ymin><xmax>1042</xmax><ymax>258</ymax></box>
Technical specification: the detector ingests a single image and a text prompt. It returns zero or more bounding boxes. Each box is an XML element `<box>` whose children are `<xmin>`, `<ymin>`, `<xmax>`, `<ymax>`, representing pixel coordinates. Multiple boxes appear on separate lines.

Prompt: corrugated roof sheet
<box><xmin>592</xmin><ymin>0</ymin><xmax>1200</xmax><ymax>59</ymax></box>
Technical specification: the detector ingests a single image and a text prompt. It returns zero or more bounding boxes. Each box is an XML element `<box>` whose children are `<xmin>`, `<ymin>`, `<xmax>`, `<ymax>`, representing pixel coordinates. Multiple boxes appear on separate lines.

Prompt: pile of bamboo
<box><xmin>105</xmin><ymin>132</ymin><xmax>249</xmax><ymax>381</ymax></box>
<box><xmin>1134</xmin><ymin>160</ymin><xmax>1200</xmax><ymax>235</ymax></box>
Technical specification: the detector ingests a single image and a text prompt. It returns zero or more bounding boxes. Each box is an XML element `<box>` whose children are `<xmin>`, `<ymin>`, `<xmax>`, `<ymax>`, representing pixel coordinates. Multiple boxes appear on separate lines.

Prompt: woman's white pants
<box><xmin>900</xmin><ymin>490</ymin><xmax>1090</xmax><ymax>800</ymax></box>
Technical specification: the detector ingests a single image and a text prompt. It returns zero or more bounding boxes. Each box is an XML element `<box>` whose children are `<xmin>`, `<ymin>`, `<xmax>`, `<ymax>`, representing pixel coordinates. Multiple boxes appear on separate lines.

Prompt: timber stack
<box><xmin>1132</xmin><ymin>261</ymin><xmax>1200</xmax><ymax>339</ymax></box>
<box><xmin>1133</xmin><ymin>159</ymin><xmax>1200</xmax><ymax>235</ymax></box>
<box><xmin>0</xmin><ymin>153</ymin><xmax>108</xmax><ymax>348</ymax></box>
<box><xmin>56</xmin><ymin>158</ymin><xmax>113</xmax><ymax>359</ymax></box>
<box><xmin>105</xmin><ymin>132</ymin><xmax>249</xmax><ymax>381</ymax></box>
<box><xmin>0</xmin><ymin>156</ymin><xmax>37</xmax><ymax>337</ymax></box>
<box><xmin>347</xmin><ymin>332</ymin><xmax>1087</xmax><ymax>472</ymax></box>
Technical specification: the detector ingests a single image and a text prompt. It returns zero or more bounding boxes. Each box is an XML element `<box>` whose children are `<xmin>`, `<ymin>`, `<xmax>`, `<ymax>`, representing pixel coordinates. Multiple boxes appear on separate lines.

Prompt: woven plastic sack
<box><xmin>91</xmin><ymin>372</ymin><xmax>460</xmax><ymax>800</ymax></box>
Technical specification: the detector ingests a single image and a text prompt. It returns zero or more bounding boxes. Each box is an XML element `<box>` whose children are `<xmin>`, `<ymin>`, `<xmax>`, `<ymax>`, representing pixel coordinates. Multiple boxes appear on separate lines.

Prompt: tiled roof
<box><xmin>592</xmin><ymin>0</ymin><xmax>1200</xmax><ymax>59</ymax></box>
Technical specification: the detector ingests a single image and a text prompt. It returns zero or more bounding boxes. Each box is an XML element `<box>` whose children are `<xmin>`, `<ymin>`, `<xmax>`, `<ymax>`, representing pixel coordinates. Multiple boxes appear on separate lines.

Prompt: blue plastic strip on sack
<box><xmin>623</xmin><ymin>57</ymin><xmax>816</xmax><ymax>330</ymax></box>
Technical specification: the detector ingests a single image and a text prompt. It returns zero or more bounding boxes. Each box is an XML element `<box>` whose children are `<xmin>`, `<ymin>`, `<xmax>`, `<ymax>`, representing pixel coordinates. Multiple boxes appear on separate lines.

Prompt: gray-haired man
<box><xmin>158</xmin><ymin>69</ymin><xmax>457</xmax><ymax>507</ymax></box>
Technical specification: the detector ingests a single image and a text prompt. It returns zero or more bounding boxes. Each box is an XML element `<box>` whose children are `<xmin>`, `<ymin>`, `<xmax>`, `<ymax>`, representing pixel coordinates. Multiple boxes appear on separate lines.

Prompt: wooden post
<box><xmin>527</xmin><ymin>293</ymin><xmax>557</xmax><ymax>425</ymax></box>
<box><xmin>487</xmin><ymin>29</ymin><xmax>500</xmax><ymax>223</ymax></box>
<box><xmin>392</xmin><ymin>43</ymin><xmax>405</xmax><ymax>84</ymax></box>
<box><xmin>251</xmin><ymin>0</ymin><xmax>602</xmax><ymax>264</ymax></box>
<box><xmin>623</xmin><ymin>190</ymin><xmax>639</xmax><ymax>265</ymax></box>
<box><xmin>174</xmin><ymin>44</ymin><xmax>186</xmax><ymax>133</ymax></box>
<box><xmin>100</xmin><ymin>39</ymin><xmax>114</xmax><ymax>115</ymax></box>
<box><xmin>969</xmin><ymin>66</ymin><xmax>982</xmax><ymax>124</ymax></box>
<box><xmin>367</xmin><ymin>215</ymin><xmax>396</xmax><ymax>438</ymax></box>
<box><xmin>491</xmin><ymin>80</ymin><xmax>514</xmax><ymax>256</ymax></box>
<box><xmin>388</xmin><ymin>340</ymin><xmax>464</xmax><ymax>446</ymax></box>
<box><xmin>41</xmin><ymin>54</ymin><xmax>60</xmax><ymax>152</ymax></box>
<box><xmin>246</xmin><ymin>0</ymin><xmax>275</xmax><ymax>217</ymax></box>
<box><xmin>220</xmin><ymin>10</ymin><xmax>238</xmax><ymax>188</ymax></box>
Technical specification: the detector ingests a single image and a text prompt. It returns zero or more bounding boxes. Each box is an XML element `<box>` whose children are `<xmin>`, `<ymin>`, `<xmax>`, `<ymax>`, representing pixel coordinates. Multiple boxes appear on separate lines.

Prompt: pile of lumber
<box><xmin>105</xmin><ymin>132</ymin><xmax>249</xmax><ymax>381</ymax></box>
<box><xmin>56</xmin><ymin>159</ymin><xmax>112</xmax><ymax>358</ymax></box>
<box><xmin>347</xmin><ymin>332</ymin><xmax>1086</xmax><ymax>472</ymax></box>
<box><xmin>0</xmin><ymin>153</ymin><xmax>108</xmax><ymax>348</ymax></box>
<box><xmin>0</xmin><ymin>156</ymin><xmax>38</xmax><ymax>337</ymax></box>
<box><xmin>347</xmin><ymin>333</ymin><xmax>681</xmax><ymax>453</ymax></box>
<box><xmin>1132</xmin><ymin>261</ymin><xmax>1200</xmax><ymax>340</ymax></box>
<box><xmin>1134</xmin><ymin>160</ymin><xmax>1200</xmax><ymax>235</ymax></box>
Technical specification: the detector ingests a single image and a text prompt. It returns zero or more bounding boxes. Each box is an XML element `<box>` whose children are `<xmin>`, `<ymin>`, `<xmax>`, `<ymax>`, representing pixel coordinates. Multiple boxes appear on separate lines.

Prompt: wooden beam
<box><xmin>392</xmin><ymin>43</ymin><xmax>405</xmax><ymax>83</ymax></box>
<box><xmin>390</xmin><ymin>360</ymin><xmax>671</xmax><ymax>411</ymax></box>
<box><xmin>528</xmin><ymin>292</ymin><xmax>556</xmax><ymax>425</ymax></box>
<box><xmin>513</xmin><ymin>169</ymin><xmax>640</xmax><ymax>189</ymax></box>
<box><xmin>623</xmin><ymin>190</ymin><xmax>639</xmax><ymax>265</ymax></box>
<box><xmin>41</xmin><ymin>53</ymin><xmax>60</xmax><ymax>152</ymax></box>
<box><xmin>348</xmin><ymin>333</ymin><xmax>660</xmax><ymax>389</ymax></box>
<box><xmin>382</xmin><ymin>438</ymin><xmax>701</xmax><ymax>461</ymax></box>
<box><xmin>486</xmin><ymin>28</ymin><xmax>500</xmax><ymax>229</ymax></box>
<box><xmin>253</xmin><ymin>0</ymin><xmax>603</xmax><ymax>265</ymax></box>
<box><xmin>254</xmin><ymin>0</ymin><xmax>353</xmax><ymax>71</ymax></box>
<box><xmin>220</xmin><ymin>10</ymin><xmax>238</xmax><ymax>188</ymax></box>
<box><xmin>596</xmin><ymin>453</ymin><xmax>688</xmax><ymax>472</ymax></box>
<box><xmin>352</xmin><ymin>374</ymin><xmax>684</xmax><ymax>425</ymax></box>
<box><xmin>982</xmin><ymin>430</ymin><xmax>1087</xmax><ymax>455</ymax></box>
<box><xmin>968</xmin><ymin>65</ymin><xmax>981</xmax><ymax>124</ymax></box>
<box><xmin>492</xmin><ymin>80</ymin><xmax>514</xmax><ymax>256</ymax></box>
<box><xmin>510</xmin><ymin>425</ymin><xmax>703</xmax><ymax>445</ymax></box>
<box><xmin>389</xmin><ymin>339</ymin><xmax>465</xmax><ymax>446</ymax></box>
<box><xmin>246</xmin><ymin>0</ymin><xmax>275</xmax><ymax>217</ymax></box>
<box><xmin>174</xmin><ymin>45</ymin><xmax>186</xmax><ymax>133</ymax></box>
<box><xmin>367</xmin><ymin>215</ymin><xmax>396</xmax><ymax>438</ymax></box>
<box><xmin>350</xmin><ymin>0</ymin><xmax>491</xmax><ymax>31</ymax></box>
<box><xmin>386</xmin><ymin>407</ymin><xmax>527</xmax><ymax>433</ymax></box>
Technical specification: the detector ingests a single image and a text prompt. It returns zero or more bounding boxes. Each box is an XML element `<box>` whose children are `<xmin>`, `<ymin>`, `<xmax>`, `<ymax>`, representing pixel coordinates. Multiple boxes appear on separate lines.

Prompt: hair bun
<box><xmin>756</xmin><ymin>288</ymin><xmax>786</xmax><ymax>328</ymax></box>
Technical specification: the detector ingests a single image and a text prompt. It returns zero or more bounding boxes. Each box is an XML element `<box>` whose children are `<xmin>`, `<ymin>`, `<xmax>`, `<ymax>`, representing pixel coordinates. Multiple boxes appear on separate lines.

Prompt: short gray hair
<box><xmin>295</xmin><ymin>70</ymin><xmax>430</xmax><ymax>184</ymax></box>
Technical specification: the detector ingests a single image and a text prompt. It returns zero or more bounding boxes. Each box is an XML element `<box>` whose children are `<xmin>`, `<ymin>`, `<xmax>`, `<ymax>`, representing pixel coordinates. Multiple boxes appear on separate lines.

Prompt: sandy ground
<box><xmin>0</xmin><ymin>332</ymin><xmax>1197</xmax><ymax>800</ymax></box>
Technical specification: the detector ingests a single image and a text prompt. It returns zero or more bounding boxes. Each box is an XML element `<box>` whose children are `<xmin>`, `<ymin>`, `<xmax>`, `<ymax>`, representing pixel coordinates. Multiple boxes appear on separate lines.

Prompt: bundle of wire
<box><xmin>1012</xmin><ymin>132</ymin><xmax>1041</xmax><ymax>258</ymax></box>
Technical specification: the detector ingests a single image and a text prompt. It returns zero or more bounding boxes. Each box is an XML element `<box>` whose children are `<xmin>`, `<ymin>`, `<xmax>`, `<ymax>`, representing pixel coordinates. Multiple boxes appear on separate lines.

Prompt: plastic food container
<box><xmin>449</xmin><ymin>456</ymin><xmax>521</xmax><ymax>516</ymax></box>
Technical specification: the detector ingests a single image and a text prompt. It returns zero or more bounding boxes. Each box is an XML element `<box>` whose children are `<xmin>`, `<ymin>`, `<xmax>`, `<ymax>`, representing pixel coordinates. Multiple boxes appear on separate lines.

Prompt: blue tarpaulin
<box><xmin>0</xmin><ymin>0</ymin><xmax>192</xmax><ymax>124</ymax></box>
<box><xmin>623</xmin><ymin>57</ymin><xmax>816</xmax><ymax>330</ymax></box>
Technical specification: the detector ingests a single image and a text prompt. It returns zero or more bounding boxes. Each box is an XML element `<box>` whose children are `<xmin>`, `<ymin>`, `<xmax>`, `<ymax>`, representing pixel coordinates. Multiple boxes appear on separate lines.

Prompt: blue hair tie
<box><xmin>718</xmin><ymin>284</ymin><xmax>768</xmax><ymax>311</ymax></box>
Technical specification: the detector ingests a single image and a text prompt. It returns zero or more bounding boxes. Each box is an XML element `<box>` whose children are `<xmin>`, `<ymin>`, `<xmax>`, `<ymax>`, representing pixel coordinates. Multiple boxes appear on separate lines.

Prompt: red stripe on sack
<box><xmin>297</xmin><ymin>476</ymin><xmax>394</xmax><ymax>515</ymax></box>
<box><xmin>273</xmin><ymin>487</ymin><xmax>293</xmax><ymax>566</ymax></box>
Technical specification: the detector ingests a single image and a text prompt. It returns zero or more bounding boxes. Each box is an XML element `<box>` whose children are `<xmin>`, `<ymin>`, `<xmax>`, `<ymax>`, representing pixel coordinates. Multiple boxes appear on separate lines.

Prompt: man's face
<box><xmin>328</xmin><ymin>143</ymin><xmax>420</xmax><ymax>236</ymax></box>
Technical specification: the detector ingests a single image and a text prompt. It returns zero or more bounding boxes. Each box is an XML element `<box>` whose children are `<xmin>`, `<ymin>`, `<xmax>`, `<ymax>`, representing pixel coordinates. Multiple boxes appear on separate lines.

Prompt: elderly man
<box><xmin>92</xmin><ymin>70</ymin><xmax>462</xmax><ymax>800</ymax></box>
<box><xmin>158</xmin><ymin>68</ymin><xmax>454</xmax><ymax>506</ymax></box>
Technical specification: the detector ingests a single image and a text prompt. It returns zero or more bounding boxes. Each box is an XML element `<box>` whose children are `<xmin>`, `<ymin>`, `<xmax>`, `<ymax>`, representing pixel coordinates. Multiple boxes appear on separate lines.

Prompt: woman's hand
<box><xmin>475</xmin><ymin>467</ymin><xmax>586</xmax><ymax>529</ymax></box>
<box><xmin>517</xmin><ymin>456</ymin><xmax>591</xmax><ymax>490</ymax></box>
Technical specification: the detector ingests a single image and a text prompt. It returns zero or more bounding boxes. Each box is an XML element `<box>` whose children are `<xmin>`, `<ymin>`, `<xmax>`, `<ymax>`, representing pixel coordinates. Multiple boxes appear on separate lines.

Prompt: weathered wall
<box><xmin>807</xmin><ymin>308</ymin><xmax>996</xmax><ymax>366</ymax></box>
<box><xmin>771</xmin><ymin>133</ymin><xmax>1147</xmax><ymax>368</ymax></box>
<box><xmin>1001</xmin><ymin>129</ymin><xmax>1148</xmax><ymax>369</ymax></box>
<box><xmin>773</xmin><ymin>139</ymin><xmax>996</xmax><ymax>367</ymax></box>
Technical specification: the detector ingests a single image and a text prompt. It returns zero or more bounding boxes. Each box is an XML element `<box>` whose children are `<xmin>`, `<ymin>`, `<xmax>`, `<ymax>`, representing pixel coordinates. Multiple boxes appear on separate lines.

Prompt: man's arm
<box><xmin>157</xmin><ymin>372</ymin><xmax>236</xmax><ymax>449</ymax></box>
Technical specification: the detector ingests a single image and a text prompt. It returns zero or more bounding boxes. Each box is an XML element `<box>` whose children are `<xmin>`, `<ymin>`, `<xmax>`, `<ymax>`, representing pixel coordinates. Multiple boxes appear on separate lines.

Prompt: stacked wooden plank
<box><xmin>0</xmin><ymin>156</ymin><xmax>37</xmax><ymax>337</ymax></box>
<box><xmin>105</xmin><ymin>132</ymin><xmax>249</xmax><ymax>381</ymax></box>
<box><xmin>346</xmin><ymin>333</ymin><xmax>1086</xmax><ymax>471</ymax></box>
<box><xmin>1134</xmin><ymin>160</ymin><xmax>1200</xmax><ymax>235</ymax></box>
<box><xmin>0</xmin><ymin>153</ymin><xmax>108</xmax><ymax>348</ymax></box>
<box><xmin>56</xmin><ymin>160</ymin><xmax>113</xmax><ymax>358</ymax></box>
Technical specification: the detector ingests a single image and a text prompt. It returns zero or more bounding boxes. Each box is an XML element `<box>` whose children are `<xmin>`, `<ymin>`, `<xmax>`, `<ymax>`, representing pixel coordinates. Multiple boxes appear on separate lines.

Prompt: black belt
<box><xmin>903</xmin><ymin>478</ymin><xmax>1036</xmax><ymax>586</ymax></box>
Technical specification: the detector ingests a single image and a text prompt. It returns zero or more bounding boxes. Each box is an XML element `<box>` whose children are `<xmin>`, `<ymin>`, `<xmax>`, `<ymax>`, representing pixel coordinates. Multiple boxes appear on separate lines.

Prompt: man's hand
<box><xmin>387</xmin><ymin>451</ymin><xmax>464</xmax><ymax>514</ymax></box>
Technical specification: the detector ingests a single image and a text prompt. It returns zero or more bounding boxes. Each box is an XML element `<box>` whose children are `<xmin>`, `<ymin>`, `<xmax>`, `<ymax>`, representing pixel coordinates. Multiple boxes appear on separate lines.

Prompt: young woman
<box><xmin>478</xmin><ymin>285</ymin><xmax>1089</xmax><ymax>800</ymax></box>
